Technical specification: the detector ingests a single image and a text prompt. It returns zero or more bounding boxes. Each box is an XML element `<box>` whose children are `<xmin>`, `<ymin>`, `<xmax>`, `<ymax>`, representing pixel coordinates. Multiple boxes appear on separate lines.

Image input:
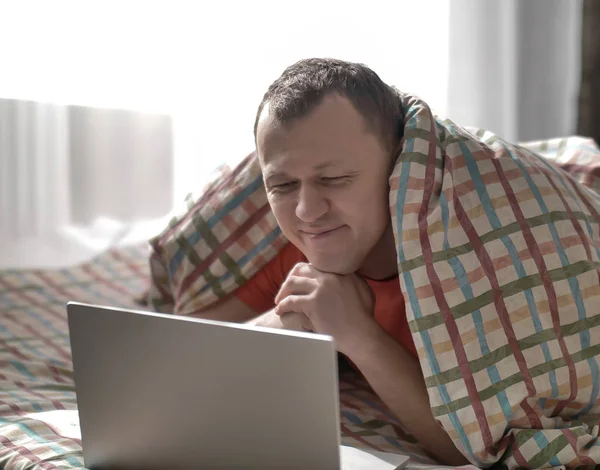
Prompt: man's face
<box><xmin>256</xmin><ymin>94</ymin><xmax>392</xmax><ymax>275</ymax></box>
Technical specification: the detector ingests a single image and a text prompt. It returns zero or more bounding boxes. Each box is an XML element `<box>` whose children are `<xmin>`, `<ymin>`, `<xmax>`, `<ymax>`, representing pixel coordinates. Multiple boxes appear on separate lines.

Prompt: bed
<box><xmin>0</xmin><ymin>244</ymin><xmax>450</xmax><ymax>470</ymax></box>
<box><xmin>3</xmin><ymin>129</ymin><xmax>599</xmax><ymax>469</ymax></box>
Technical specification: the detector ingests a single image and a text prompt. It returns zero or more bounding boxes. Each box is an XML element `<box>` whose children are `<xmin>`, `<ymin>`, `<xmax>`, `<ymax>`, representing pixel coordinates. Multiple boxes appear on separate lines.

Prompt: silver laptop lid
<box><xmin>67</xmin><ymin>302</ymin><xmax>341</xmax><ymax>470</ymax></box>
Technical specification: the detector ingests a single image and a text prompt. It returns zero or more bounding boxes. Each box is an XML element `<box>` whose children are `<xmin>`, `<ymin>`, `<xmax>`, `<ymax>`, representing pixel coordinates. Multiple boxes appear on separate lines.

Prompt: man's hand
<box><xmin>248</xmin><ymin>308</ymin><xmax>314</xmax><ymax>332</ymax></box>
<box><xmin>273</xmin><ymin>262</ymin><xmax>376</xmax><ymax>355</ymax></box>
<box><xmin>270</xmin><ymin>262</ymin><xmax>467</xmax><ymax>466</ymax></box>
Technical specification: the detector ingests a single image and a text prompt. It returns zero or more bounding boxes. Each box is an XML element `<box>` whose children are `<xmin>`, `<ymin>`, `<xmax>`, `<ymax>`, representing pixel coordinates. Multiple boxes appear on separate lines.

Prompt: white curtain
<box><xmin>447</xmin><ymin>0</ymin><xmax>583</xmax><ymax>142</ymax></box>
<box><xmin>0</xmin><ymin>99</ymin><xmax>173</xmax><ymax>268</ymax></box>
<box><xmin>0</xmin><ymin>0</ymin><xmax>583</xmax><ymax>269</ymax></box>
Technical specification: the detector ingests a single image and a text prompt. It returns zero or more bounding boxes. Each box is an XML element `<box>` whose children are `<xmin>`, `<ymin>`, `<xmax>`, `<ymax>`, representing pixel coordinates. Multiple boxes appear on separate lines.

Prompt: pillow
<box><xmin>519</xmin><ymin>135</ymin><xmax>600</xmax><ymax>195</ymax></box>
<box><xmin>147</xmin><ymin>152</ymin><xmax>286</xmax><ymax>315</ymax></box>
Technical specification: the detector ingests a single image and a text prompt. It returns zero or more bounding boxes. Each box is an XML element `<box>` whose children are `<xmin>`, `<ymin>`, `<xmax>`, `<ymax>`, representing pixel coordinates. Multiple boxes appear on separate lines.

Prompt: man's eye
<box><xmin>270</xmin><ymin>182</ymin><xmax>297</xmax><ymax>192</ymax></box>
<box><xmin>321</xmin><ymin>176</ymin><xmax>349</xmax><ymax>184</ymax></box>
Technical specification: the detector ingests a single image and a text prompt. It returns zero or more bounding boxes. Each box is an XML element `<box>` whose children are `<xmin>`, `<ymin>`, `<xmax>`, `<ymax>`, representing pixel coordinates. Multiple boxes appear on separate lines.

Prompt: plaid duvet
<box><xmin>149</xmin><ymin>91</ymin><xmax>600</xmax><ymax>468</ymax></box>
<box><xmin>0</xmin><ymin>246</ymin><xmax>441</xmax><ymax>469</ymax></box>
<box><xmin>0</xmin><ymin>246</ymin><xmax>149</xmax><ymax>469</ymax></box>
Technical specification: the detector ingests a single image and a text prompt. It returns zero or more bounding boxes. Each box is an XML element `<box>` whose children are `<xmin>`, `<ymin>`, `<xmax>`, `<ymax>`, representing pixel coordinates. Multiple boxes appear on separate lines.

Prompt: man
<box><xmin>195</xmin><ymin>58</ymin><xmax>468</xmax><ymax>466</ymax></box>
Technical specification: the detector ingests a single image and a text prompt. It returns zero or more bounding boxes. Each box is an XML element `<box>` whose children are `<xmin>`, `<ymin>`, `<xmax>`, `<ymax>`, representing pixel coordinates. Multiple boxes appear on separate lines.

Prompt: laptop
<box><xmin>67</xmin><ymin>302</ymin><xmax>409</xmax><ymax>470</ymax></box>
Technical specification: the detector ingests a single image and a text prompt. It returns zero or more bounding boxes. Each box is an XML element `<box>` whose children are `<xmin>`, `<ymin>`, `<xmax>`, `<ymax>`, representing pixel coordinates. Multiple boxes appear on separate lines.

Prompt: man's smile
<box><xmin>299</xmin><ymin>225</ymin><xmax>348</xmax><ymax>241</ymax></box>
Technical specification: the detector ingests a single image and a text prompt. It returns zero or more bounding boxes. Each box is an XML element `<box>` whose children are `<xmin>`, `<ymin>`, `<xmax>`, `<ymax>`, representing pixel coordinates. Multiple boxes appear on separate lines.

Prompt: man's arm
<box><xmin>192</xmin><ymin>296</ymin><xmax>258</xmax><ymax>322</ymax></box>
<box><xmin>274</xmin><ymin>264</ymin><xmax>468</xmax><ymax>466</ymax></box>
<box><xmin>194</xmin><ymin>295</ymin><xmax>311</xmax><ymax>332</ymax></box>
<box><xmin>350</xmin><ymin>322</ymin><xmax>468</xmax><ymax>467</ymax></box>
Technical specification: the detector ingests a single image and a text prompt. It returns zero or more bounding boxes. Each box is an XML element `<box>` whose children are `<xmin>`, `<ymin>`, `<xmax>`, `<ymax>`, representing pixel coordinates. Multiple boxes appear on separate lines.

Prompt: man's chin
<box><xmin>307</xmin><ymin>258</ymin><xmax>359</xmax><ymax>276</ymax></box>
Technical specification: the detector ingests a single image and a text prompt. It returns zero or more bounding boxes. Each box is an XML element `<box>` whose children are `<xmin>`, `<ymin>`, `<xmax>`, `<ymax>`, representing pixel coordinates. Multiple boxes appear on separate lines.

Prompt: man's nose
<box><xmin>295</xmin><ymin>184</ymin><xmax>328</xmax><ymax>223</ymax></box>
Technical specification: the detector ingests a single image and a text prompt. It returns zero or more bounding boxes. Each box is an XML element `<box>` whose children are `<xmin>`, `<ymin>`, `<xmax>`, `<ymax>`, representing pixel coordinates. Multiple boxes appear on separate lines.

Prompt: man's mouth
<box><xmin>300</xmin><ymin>226</ymin><xmax>346</xmax><ymax>238</ymax></box>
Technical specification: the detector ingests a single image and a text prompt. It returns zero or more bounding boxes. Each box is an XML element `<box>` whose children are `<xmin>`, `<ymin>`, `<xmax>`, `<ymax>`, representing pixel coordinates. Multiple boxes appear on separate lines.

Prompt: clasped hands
<box><xmin>270</xmin><ymin>262</ymin><xmax>376</xmax><ymax>356</ymax></box>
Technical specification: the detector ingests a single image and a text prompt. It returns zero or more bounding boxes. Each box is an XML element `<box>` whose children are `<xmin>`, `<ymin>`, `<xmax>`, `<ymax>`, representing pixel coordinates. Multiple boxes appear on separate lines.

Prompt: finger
<box><xmin>275</xmin><ymin>275</ymin><xmax>317</xmax><ymax>305</ymax></box>
<box><xmin>281</xmin><ymin>311</ymin><xmax>314</xmax><ymax>332</ymax></box>
<box><xmin>289</xmin><ymin>262</ymin><xmax>317</xmax><ymax>277</ymax></box>
<box><xmin>274</xmin><ymin>294</ymin><xmax>309</xmax><ymax>316</ymax></box>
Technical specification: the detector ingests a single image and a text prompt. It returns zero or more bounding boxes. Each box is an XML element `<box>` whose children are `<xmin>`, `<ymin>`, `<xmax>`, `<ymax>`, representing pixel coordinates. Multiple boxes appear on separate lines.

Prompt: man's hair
<box><xmin>254</xmin><ymin>58</ymin><xmax>404</xmax><ymax>152</ymax></box>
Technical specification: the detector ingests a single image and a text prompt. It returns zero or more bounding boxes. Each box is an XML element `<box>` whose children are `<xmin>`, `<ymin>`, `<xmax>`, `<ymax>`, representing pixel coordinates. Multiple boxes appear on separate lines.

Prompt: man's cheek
<box><xmin>267</xmin><ymin>201</ymin><xmax>284</xmax><ymax>223</ymax></box>
<box><xmin>271</xmin><ymin>203</ymin><xmax>296</xmax><ymax>231</ymax></box>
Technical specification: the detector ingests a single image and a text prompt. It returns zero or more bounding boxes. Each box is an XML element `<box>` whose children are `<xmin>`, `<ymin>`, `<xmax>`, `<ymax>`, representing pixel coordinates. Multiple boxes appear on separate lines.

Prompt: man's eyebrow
<box><xmin>312</xmin><ymin>161</ymin><xmax>337</xmax><ymax>171</ymax></box>
<box><xmin>263</xmin><ymin>171</ymin><xmax>290</xmax><ymax>184</ymax></box>
<box><xmin>263</xmin><ymin>161</ymin><xmax>341</xmax><ymax>183</ymax></box>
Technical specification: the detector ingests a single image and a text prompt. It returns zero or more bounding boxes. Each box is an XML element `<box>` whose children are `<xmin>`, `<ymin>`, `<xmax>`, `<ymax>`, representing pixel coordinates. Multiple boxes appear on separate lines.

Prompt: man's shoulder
<box><xmin>260</xmin><ymin>242</ymin><xmax>306</xmax><ymax>282</ymax></box>
<box><xmin>234</xmin><ymin>242</ymin><xmax>306</xmax><ymax>313</ymax></box>
<box><xmin>241</xmin><ymin>242</ymin><xmax>306</xmax><ymax>288</ymax></box>
<box><xmin>277</xmin><ymin>242</ymin><xmax>307</xmax><ymax>269</ymax></box>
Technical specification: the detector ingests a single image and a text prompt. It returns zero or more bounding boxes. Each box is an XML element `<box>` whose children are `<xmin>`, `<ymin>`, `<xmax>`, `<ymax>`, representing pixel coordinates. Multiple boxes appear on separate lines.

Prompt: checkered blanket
<box><xmin>0</xmin><ymin>246</ymin><xmax>149</xmax><ymax>469</ymax></box>
<box><xmin>0</xmin><ymin>246</ymin><xmax>443</xmax><ymax>469</ymax></box>
<box><xmin>149</xmin><ymin>91</ymin><xmax>600</xmax><ymax>468</ymax></box>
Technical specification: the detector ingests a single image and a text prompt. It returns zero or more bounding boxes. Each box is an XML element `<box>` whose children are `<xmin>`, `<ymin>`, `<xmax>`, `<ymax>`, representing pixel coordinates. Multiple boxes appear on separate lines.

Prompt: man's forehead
<box><xmin>256</xmin><ymin>94</ymin><xmax>363</xmax><ymax>145</ymax></box>
<box><xmin>263</xmin><ymin>160</ymin><xmax>342</xmax><ymax>177</ymax></box>
<box><xmin>256</xmin><ymin>94</ymin><xmax>380</xmax><ymax>174</ymax></box>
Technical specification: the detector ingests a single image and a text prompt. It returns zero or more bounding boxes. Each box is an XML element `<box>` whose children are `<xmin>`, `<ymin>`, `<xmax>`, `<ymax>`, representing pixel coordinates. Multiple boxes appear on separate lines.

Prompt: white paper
<box><xmin>26</xmin><ymin>409</ymin><xmax>82</xmax><ymax>440</ymax></box>
<box><xmin>340</xmin><ymin>445</ymin><xmax>409</xmax><ymax>470</ymax></box>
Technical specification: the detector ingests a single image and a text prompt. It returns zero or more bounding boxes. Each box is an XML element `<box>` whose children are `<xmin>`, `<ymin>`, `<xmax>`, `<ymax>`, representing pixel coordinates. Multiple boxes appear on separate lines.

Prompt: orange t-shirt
<box><xmin>235</xmin><ymin>243</ymin><xmax>417</xmax><ymax>359</ymax></box>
